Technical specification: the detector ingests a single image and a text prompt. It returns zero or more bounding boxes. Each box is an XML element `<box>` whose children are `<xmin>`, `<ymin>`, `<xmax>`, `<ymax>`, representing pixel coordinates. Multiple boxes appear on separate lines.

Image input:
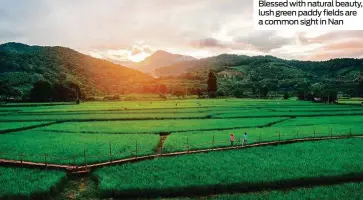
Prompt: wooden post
<box><xmin>73</xmin><ymin>156</ymin><xmax>76</xmax><ymax>168</ymax></box>
<box><xmin>187</xmin><ymin>137</ymin><xmax>190</xmax><ymax>152</ymax></box>
<box><xmin>109</xmin><ymin>142</ymin><xmax>112</xmax><ymax>162</ymax></box>
<box><xmin>19</xmin><ymin>153</ymin><xmax>23</xmax><ymax>164</ymax></box>
<box><xmin>84</xmin><ymin>149</ymin><xmax>87</xmax><ymax>167</ymax></box>
<box><xmin>212</xmin><ymin>135</ymin><xmax>215</xmax><ymax>145</ymax></box>
<box><xmin>296</xmin><ymin>130</ymin><xmax>299</xmax><ymax>139</ymax></box>
<box><xmin>259</xmin><ymin>133</ymin><xmax>262</xmax><ymax>144</ymax></box>
<box><xmin>278</xmin><ymin>132</ymin><xmax>281</xmax><ymax>142</ymax></box>
<box><xmin>44</xmin><ymin>153</ymin><xmax>47</xmax><ymax>167</ymax></box>
<box><xmin>135</xmin><ymin>140</ymin><xmax>138</xmax><ymax>158</ymax></box>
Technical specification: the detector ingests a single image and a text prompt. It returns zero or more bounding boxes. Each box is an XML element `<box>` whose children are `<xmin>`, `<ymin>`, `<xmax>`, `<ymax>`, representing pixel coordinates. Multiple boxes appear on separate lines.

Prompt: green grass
<box><xmin>338</xmin><ymin>98</ymin><xmax>363</xmax><ymax>105</ymax></box>
<box><xmin>1</xmin><ymin>99</ymin><xmax>363</xmax><ymax>164</ymax></box>
<box><xmin>0</xmin><ymin>99</ymin><xmax>317</xmax><ymax>113</ymax></box>
<box><xmin>274</xmin><ymin>116</ymin><xmax>363</xmax><ymax>127</ymax></box>
<box><xmin>94</xmin><ymin>138</ymin><xmax>363</xmax><ymax>198</ymax></box>
<box><xmin>215</xmin><ymin>110</ymin><xmax>363</xmax><ymax>118</ymax></box>
<box><xmin>37</xmin><ymin>118</ymin><xmax>286</xmax><ymax>134</ymax></box>
<box><xmin>163</xmin><ymin>123</ymin><xmax>360</xmax><ymax>152</ymax></box>
<box><xmin>0</xmin><ymin>112</ymin><xmax>209</xmax><ymax>122</ymax></box>
<box><xmin>0</xmin><ymin>167</ymin><xmax>66</xmax><ymax>199</ymax></box>
<box><xmin>0</xmin><ymin>131</ymin><xmax>159</xmax><ymax>165</ymax></box>
<box><xmin>172</xmin><ymin>182</ymin><xmax>363</xmax><ymax>200</ymax></box>
<box><xmin>0</xmin><ymin>121</ymin><xmax>53</xmax><ymax>131</ymax></box>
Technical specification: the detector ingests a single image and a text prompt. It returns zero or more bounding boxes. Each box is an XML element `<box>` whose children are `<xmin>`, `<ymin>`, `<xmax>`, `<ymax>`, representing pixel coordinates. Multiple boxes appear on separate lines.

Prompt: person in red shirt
<box><xmin>230</xmin><ymin>133</ymin><xmax>235</xmax><ymax>146</ymax></box>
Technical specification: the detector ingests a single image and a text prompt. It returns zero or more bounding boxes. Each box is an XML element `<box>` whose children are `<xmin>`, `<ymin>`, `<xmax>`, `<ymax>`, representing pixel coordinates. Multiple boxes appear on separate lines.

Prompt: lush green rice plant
<box><xmin>163</xmin><ymin>123</ymin><xmax>361</xmax><ymax>152</ymax></box>
<box><xmin>0</xmin><ymin>131</ymin><xmax>159</xmax><ymax>165</ymax></box>
<box><xmin>0</xmin><ymin>167</ymin><xmax>66</xmax><ymax>199</ymax></box>
<box><xmin>0</xmin><ymin>112</ymin><xmax>209</xmax><ymax>122</ymax></box>
<box><xmin>94</xmin><ymin>138</ymin><xmax>363</xmax><ymax>198</ymax></box>
<box><xmin>0</xmin><ymin>122</ymin><xmax>53</xmax><ymax>131</ymax></box>
<box><xmin>37</xmin><ymin>118</ymin><xmax>286</xmax><ymax>134</ymax></box>
<box><xmin>170</xmin><ymin>182</ymin><xmax>363</xmax><ymax>200</ymax></box>
<box><xmin>215</xmin><ymin>110</ymin><xmax>363</xmax><ymax>118</ymax></box>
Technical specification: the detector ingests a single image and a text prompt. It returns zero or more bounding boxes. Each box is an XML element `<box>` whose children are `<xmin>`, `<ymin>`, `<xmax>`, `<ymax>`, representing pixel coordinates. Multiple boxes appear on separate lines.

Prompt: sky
<box><xmin>1</xmin><ymin>0</ymin><xmax>363</xmax><ymax>62</ymax></box>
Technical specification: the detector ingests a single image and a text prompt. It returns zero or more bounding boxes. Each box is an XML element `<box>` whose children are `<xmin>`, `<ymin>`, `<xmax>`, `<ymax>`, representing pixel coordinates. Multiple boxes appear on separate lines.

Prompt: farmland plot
<box><xmin>94</xmin><ymin>138</ymin><xmax>363</xmax><ymax>198</ymax></box>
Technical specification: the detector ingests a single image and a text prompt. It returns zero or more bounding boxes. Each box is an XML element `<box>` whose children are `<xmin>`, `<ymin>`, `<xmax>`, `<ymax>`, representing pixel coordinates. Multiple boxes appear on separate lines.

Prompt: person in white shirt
<box><xmin>243</xmin><ymin>132</ymin><xmax>248</xmax><ymax>146</ymax></box>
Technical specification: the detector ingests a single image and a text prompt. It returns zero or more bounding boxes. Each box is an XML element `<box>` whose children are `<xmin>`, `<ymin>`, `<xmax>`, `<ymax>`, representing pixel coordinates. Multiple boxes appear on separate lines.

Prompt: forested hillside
<box><xmin>1</xmin><ymin>42</ymin><xmax>363</xmax><ymax>101</ymax></box>
<box><xmin>0</xmin><ymin>43</ymin><xmax>153</xmax><ymax>99</ymax></box>
<box><xmin>155</xmin><ymin>54</ymin><xmax>363</xmax><ymax>98</ymax></box>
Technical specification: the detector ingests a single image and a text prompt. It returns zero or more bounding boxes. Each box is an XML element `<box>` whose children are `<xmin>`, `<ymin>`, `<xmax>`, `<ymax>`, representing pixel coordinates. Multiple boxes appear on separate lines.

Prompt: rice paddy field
<box><xmin>94</xmin><ymin>138</ymin><xmax>363</xmax><ymax>198</ymax></box>
<box><xmin>1</xmin><ymin>99</ymin><xmax>363</xmax><ymax>165</ymax></box>
<box><xmin>1</xmin><ymin>99</ymin><xmax>363</xmax><ymax>199</ymax></box>
<box><xmin>172</xmin><ymin>182</ymin><xmax>363</xmax><ymax>200</ymax></box>
<box><xmin>0</xmin><ymin>167</ymin><xmax>66</xmax><ymax>199</ymax></box>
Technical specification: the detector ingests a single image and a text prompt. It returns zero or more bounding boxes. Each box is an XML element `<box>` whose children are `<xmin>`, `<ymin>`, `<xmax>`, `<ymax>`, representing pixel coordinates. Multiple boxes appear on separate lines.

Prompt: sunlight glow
<box><xmin>128</xmin><ymin>52</ymin><xmax>150</xmax><ymax>62</ymax></box>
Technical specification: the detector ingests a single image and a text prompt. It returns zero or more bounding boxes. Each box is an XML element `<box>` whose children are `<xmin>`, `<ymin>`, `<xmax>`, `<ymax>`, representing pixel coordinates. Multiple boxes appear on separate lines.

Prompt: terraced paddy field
<box><xmin>94</xmin><ymin>138</ymin><xmax>363</xmax><ymax>198</ymax></box>
<box><xmin>1</xmin><ymin>99</ymin><xmax>363</xmax><ymax>165</ymax></box>
<box><xmin>1</xmin><ymin>99</ymin><xmax>363</xmax><ymax>199</ymax></box>
<box><xmin>171</xmin><ymin>182</ymin><xmax>363</xmax><ymax>200</ymax></box>
<box><xmin>0</xmin><ymin>167</ymin><xmax>66</xmax><ymax>199</ymax></box>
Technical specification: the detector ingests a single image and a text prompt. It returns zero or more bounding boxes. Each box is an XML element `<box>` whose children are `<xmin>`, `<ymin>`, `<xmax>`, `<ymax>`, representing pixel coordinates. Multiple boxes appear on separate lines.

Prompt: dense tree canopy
<box><xmin>207</xmin><ymin>71</ymin><xmax>217</xmax><ymax>98</ymax></box>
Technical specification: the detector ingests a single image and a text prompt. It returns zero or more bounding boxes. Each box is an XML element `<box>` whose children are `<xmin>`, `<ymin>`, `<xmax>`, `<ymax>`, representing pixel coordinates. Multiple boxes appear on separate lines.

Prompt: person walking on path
<box><xmin>230</xmin><ymin>134</ymin><xmax>235</xmax><ymax>146</ymax></box>
<box><xmin>243</xmin><ymin>132</ymin><xmax>248</xmax><ymax>146</ymax></box>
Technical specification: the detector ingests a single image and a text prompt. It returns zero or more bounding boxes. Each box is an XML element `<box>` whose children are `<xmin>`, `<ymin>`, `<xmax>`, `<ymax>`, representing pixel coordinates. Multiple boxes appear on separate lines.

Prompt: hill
<box><xmin>155</xmin><ymin>54</ymin><xmax>363</xmax><ymax>97</ymax></box>
<box><xmin>126</xmin><ymin>50</ymin><xmax>196</xmax><ymax>74</ymax></box>
<box><xmin>0</xmin><ymin>42</ymin><xmax>153</xmax><ymax>98</ymax></box>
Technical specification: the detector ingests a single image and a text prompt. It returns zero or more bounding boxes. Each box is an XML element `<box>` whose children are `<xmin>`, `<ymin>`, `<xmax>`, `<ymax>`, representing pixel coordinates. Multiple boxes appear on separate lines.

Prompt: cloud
<box><xmin>0</xmin><ymin>0</ymin><xmax>363</xmax><ymax>61</ymax></box>
<box><xmin>298</xmin><ymin>31</ymin><xmax>363</xmax><ymax>45</ymax></box>
<box><xmin>234</xmin><ymin>31</ymin><xmax>295</xmax><ymax>52</ymax></box>
<box><xmin>191</xmin><ymin>38</ymin><xmax>226</xmax><ymax>48</ymax></box>
<box><xmin>304</xmin><ymin>39</ymin><xmax>363</xmax><ymax>61</ymax></box>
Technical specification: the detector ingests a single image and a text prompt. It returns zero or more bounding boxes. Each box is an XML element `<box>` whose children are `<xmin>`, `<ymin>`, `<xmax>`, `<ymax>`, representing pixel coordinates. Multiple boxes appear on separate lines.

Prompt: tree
<box><xmin>52</xmin><ymin>81</ymin><xmax>82</xmax><ymax>103</ymax></box>
<box><xmin>29</xmin><ymin>80</ymin><xmax>53</xmax><ymax>102</ymax></box>
<box><xmin>283</xmin><ymin>92</ymin><xmax>289</xmax><ymax>100</ymax></box>
<box><xmin>158</xmin><ymin>84</ymin><xmax>168</xmax><ymax>94</ymax></box>
<box><xmin>173</xmin><ymin>90</ymin><xmax>185</xmax><ymax>99</ymax></box>
<box><xmin>196</xmin><ymin>89</ymin><xmax>203</xmax><ymax>99</ymax></box>
<box><xmin>207</xmin><ymin>70</ymin><xmax>217</xmax><ymax>98</ymax></box>
<box><xmin>321</xmin><ymin>89</ymin><xmax>338</xmax><ymax>103</ymax></box>
<box><xmin>65</xmin><ymin>81</ymin><xmax>82</xmax><ymax>104</ymax></box>
<box><xmin>295</xmin><ymin>80</ymin><xmax>311</xmax><ymax>100</ymax></box>
<box><xmin>260</xmin><ymin>85</ymin><xmax>269</xmax><ymax>98</ymax></box>
<box><xmin>357</xmin><ymin>80</ymin><xmax>363</xmax><ymax>97</ymax></box>
<box><xmin>0</xmin><ymin>83</ymin><xmax>12</xmax><ymax>97</ymax></box>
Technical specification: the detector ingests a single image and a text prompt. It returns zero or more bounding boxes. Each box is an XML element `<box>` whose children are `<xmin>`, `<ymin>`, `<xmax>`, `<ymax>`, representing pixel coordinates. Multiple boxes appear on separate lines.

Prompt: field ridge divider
<box><xmin>1</xmin><ymin>134</ymin><xmax>363</xmax><ymax>173</ymax></box>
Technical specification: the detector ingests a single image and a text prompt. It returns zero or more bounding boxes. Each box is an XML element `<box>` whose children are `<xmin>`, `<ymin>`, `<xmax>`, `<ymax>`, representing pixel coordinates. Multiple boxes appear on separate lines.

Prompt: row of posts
<box><xmin>6</xmin><ymin>128</ymin><xmax>355</xmax><ymax>167</ymax></box>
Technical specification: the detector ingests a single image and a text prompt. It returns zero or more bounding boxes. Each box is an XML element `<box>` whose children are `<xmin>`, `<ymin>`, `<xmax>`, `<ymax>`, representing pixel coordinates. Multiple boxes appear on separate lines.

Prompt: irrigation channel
<box><xmin>1</xmin><ymin>134</ymin><xmax>362</xmax><ymax>174</ymax></box>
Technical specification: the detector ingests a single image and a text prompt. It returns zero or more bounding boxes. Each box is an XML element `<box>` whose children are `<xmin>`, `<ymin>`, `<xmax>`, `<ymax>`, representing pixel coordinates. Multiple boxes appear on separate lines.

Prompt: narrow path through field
<box><xmin>53</xmin><ymin>176</ymin><xmax>100</xmax><ymax>200</ymax></box>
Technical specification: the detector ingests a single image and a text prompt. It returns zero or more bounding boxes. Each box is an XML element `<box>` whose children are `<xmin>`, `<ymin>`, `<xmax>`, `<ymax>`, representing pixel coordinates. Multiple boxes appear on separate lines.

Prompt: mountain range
<box><xmin>1</xmin><ymin>42</ymin><xmax>363</xmax><ymax>99</ymax></box>
<box><xmin>0</xmin><ymin>42</ymin><xmax>152</xmax><ymax>97</ymax></box>
<box><xmin>119</xmin><ymin>50</ymin><xmax>196</xmax><ymax>75</ymax></box>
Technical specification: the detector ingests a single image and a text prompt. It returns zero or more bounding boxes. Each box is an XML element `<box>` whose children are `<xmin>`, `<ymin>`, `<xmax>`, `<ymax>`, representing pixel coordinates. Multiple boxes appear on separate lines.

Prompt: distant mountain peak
<box><xmin>147</xmin><ymin>50</ymin><xmax>195</xmax><ymax>60</ymax></box>
<box><xmin>127</xmin><ymin>50</ymin><xmax>197</xmax><ymax>73</ymax></box>
<box><xmin>153</xmin><ymin>50</ymin><xmax>170</xmax><ymax>55</ymax></box>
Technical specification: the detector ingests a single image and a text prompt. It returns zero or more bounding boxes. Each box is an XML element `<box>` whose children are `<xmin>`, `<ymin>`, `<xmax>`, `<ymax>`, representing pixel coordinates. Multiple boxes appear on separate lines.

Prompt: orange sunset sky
<box><xmin>1</xmin><ymin>0</ymin><xmax>363</xmax><ymax>62</ymax></box>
